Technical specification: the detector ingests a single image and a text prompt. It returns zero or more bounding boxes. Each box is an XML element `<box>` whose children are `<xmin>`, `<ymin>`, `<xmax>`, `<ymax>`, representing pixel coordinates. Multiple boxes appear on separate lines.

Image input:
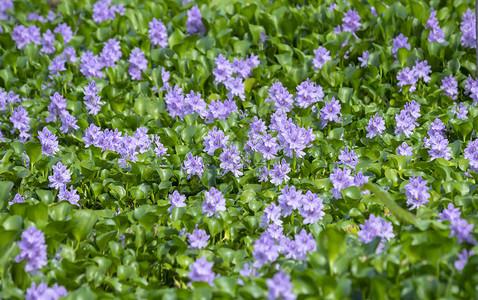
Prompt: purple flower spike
<box><xmin>266</xmin><ymin>271</ymin><xmax>296</xmax><ymax>300</ymax></box>
<box><xmin>48</xmin><ymin>161</ymin><xmax>71</xmax><ymax>190</ymax></box>
<box><xmin>188</xmin><ymin>224</ymin><xmax>210</xmax><ymax>249</ymax></box>
<box><xmin>15</xmin><ymin>226</ymin><xmax>48</xmax><ymax>274</ymax></box>
<box><xmin>188</xmin><ymin>257</ymin><xmax>216</xmax><ymax>285</ymax></box>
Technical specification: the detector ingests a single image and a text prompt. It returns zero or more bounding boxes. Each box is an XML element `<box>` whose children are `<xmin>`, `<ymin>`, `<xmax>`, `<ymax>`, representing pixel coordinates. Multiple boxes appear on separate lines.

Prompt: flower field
<box><xmin>0</xmin><ymin>0</ymin><xmax>478</xmax><ymax>298</ymax></box>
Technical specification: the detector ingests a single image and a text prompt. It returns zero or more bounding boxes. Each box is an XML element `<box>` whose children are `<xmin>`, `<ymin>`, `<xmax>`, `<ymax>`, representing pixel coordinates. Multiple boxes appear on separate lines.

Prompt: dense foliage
<box><xmin>0</xmin><ymin>0</ymin><xmax>478</xmax><ymax>299</ymax></box>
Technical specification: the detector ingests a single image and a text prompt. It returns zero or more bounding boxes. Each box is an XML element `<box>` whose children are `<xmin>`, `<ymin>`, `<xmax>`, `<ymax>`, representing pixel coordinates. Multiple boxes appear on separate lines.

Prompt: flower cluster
<box><xmin>149</xmin><ymin>18</ymin><xmax>168</xmax><ymax>48</ymax></box>
<box><xmin>266</xmin><ymin>271</ymin><xmax>296</xmax><ymax>300</ymax></box>
<box><xmin>426</xmin><ymin>9</ymin><xmax>445</xmax><ymax>43</ymax></box>
<box><xmin>405</xmin><ymin>175</ymin><xmax>430</xmax><ymax>210</ymax></box>
<box><xmin>460</xmin><ymin>9</ymin><xmax>476</xmax><ymax>48</ymax></box>
<box><xmin>365</xmin><ymin>113</ymin><xmax>386</xmax><ymax>138</ymax></box>
<box><xmin>396</xmin><ymin>60</ymin><xmax>432</xmax><ymax>93</ymax></box>
<box><xmin>92</xmin><ymin>0</ymin><xmax>125</xmax><ymax>24</ymax></box>
<box><xmin>83</xmin><ymin>81</ymin><xmax>104</xmax><ymax>115</ymax></box>
<box><xmin>186</xmin><ymin>6</ymin><xmax>205</xmax><ymax>35</ymax></box>
<box><xmin>12</xmin><ymin>24</ymin><xmax>41</xmax><ymax>49</ymax></box>
<box><xmin>48</xmin><ymin>161</ymin><xmax>71</xmax><ymax>190</ymax></box>
<box><xmin>357</xmin><ymin>214</ymin><xmax>395</xmax><ymax>253</ymax></box>
<box><xmin>320</xmin><ymin>97</ymin><xmax>341</xmax><ymax>127</ymax></box>
<box><xmin>312</xmin><ymin>46</ymin><xmax>331</xmax><ymax>69</ymax></box>
<box><xmin>464</xmin><ymin>139</ymin><xmax>478</xmax><ymax>171</ymax></box>
<box><xmin>212</xmin><ymin>53</ymin><xmax>260</xmax><ymax>100</ymax></box>
<box><xmin>83</xmin><ymin>124</ymin><xmax>155</xmax><ymax>167</ymax></box>
<box><xmin>15</xmin><ymin>226</ymin><xmax>48</xmax><ymax>273</ymax></box>
<box><xmin>336</xmin><ymin>9</ymin><xmax>361</xmax><ymax>38</ymax></box>
<box><xmin>9</xmin><ymin>193</ymin><xmax>24</xmax><ymax>205</ymax></box>
<box><xmin>187</xmin><ymin>224</ymin><xmax>210</xmax><ymax>249</ymax></box>
<box><xmin>202</xmin><ymin>187</ymin><xmax>226</xmax><ymax>217</ymax></box>
<box><xmin>295</xmin><ymin>78</ymin><xmax>324</xmax><ymax>108</ymax></box>
<box><xmin>100</xmin><ymin>38</ymin><xmax>122</xmax><ymax>68</ymax></box>
<box><xmin>330</xmin><ymin>167</ymin><xmax>368</xmax><ymax>199</ymax></box>
<box><xmin>182</xmin><ymin>152</ymin><xmax>205</xmax><ymax>178</ymax></box>
<box><xmin>25</xmin><ymin>281</ymin><xmax>67</xmax><ymax>300</ymax></box>
<box><xmin>253</xmin><ymin>227</ymin><xmax>316</xmax><ymax>267</ymax></box>
<box><xmin>392</xmin><ymin>34</ymin><xmax>410</xmax><ymax>58</ymax></box>
<box><xmin>394</xmin><ymin>100</ymin><xmax>420</xmax><ymax>137</ymax></box>
<box><xmin>276</xmin><ymin>186</ymin><xmax>325</xmax><ymax>224</ymax></box>
<box><xmin>168</xmin><ymin>191</ymin><xmax>186</xmax><ymax>212</ymax></box>
<box><xmin>128</xmin><ymin>48</ymin><xmax>148</xmax><ymax>80</ymax></box>
<box><xmin>164</xmin><ymin>85</ymin><xmax>237</xmax><ymax>121</ymax></box>
<box><xmin>439</xmin><ymin>204</ymin><xmax>476</xmax><ymax>244</ymax></box>
<box><xmin>423</xmin><ymin>118</ymin><xmax>451</xmax><ymax>160</ymax></box>
<box><xmin>188</xmin><ymin>257</ymin><xmax>216</xmax><ymax>285</ymax></box>
<box><xmin>38</xmin><ymin>127</ymin><xmax>60</xmax><ymax>157</ymax></box>
<box><xmin>440</xmin><ymin>75</ymin><xmax>458</xmax><ymax>99</ymax></box>
<box><xmin>396</xmin><ymin>142</ymin><xmax>413</xmax><ymax>156</ymax></box>
<box><xmin>10</xmin><ymin>105</ymin><xmax>31</xmax><ymax>142</ymax></box>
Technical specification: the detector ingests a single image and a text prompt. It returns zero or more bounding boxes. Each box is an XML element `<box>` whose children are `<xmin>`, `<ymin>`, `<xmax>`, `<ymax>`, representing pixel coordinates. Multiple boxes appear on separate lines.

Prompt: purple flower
<box><xmin>83</xmin><ymin>81</ymin><xmax>104</xmax><ymax>115</ymax></box>
<box><xmin>397</xmin><ymin>67</ymin><xmax>418</xmax><ymax>93</ymax></box>
<box><xmin>46</xmin><ymin>92</ymin><xmax>67</xmax><ymax>123</ymax></box>
<box><xmin>213</xmin><ymin>54</ymin><xmax>233</xmax><ymax>84</ymax></box>
<box><xmin>238</xmin><ymin>263</ymin><xmax>262</xmax><ymax>284</ymax></box>
<box><xmin>330</xmin><ymin>167</ymin><xmax>354</xmax><ymax>199</ymax></box>
<box><xmin>93</xmin><ymin>0</ymin><xmax>124</xmax><ymax>23</ymax></box>
<box><xmin>320</xmin><ymin>97</ymin><xmax>341</xmax><ymax>127</ymax></box>
<box><xmin>265</xmin><ymin>82</ymin><xmax>294</xmax><ymax>112</ymax></box>
<box><xmin>60</xmin><ymin>112</ymin><xmax>79</xmax><ymax>133</ymax></box>
<box><xmin>392</xmin><ymin>34</ymin><xmax>411</xmax><ymax>57</ymax></box>
<box><xmin>294</xmin><ymin>228</ymin><xmax>317</xmax><ymax>261</ymax></box>
<box><xmin>342</xmin><ymin>9</ymin><xmax>361</xmax><ymax>37</ymax></box>
<box><xmin>100</xmin><ymin>38</ymin><xmax>122</xmax><ymax>68</ymax></box>
<box><xmin>153</xmin><ymin>135</ymin><xmax>168</xmax><ymax>158</ymax></box>
<box><xmin>186</xmin><ymin>6</ymin><xmax>205</xmax><ymax>35</ymax></box>
<box><xmin>0</xmin><ymin>0</ymin><xmax>13</xmax><ymax>20</ymax></box>
<box><xmin>149</xmin><ymin>18</ymin><xmax>168</xmax><ymax>48</ymax></box>
<box><xmin>80</xmin><ymin>50</ymin><xmax>103</xmax><ymax>78</ymax></box>
<box><xmin>452</xmin><ymin>102</ymin><xmax>468</xmax><ymax>120</ymax></box>
<box><xmin>357</xmin><ymin>214</ymin><xmax>394</xmax><ymax>253</ymax></box>
<box><xmin>441</xmin><ymin>75</ymin><xmax>458</xmax><ymax>99</ymax></box>
<box><xmin>219</xmin><ymin>143</ymin><xmax>243</xmax><ymax>177</ymax></box>
<box><xmin>260</xmin><ymin>203</ymin><xmax>282</xmax><ymax>226</ymax></box>
<box><xmin>395</xmin><ymin>110</ymin><xmax>418</xmax><ymax>137</ymax></box>
<box><xmin>61</xmin><ymin>46</ymin><xmax>78</xmax><ymax>63</ymax></box>
<box><xmin>41</xmin><ymin>30</ymin><xmax>56</xmax><ymax>54</ymax></box>
<box><xmin>25</xmin><ymin>281</ymin><xmax>67</xmax><ymax>300</ymax></box>
<box><xmin>278</xmin><ymin>185</ymin><xmax>302</xmax><ymax>217</ymax></box>
<box><xmin>266</xmin><ymin>271</ymin><xmax>296</xmax><ymax>300</ymax></box>
<box><xmin>269</xmin><ymin>158</ymin><xmax>291</xmax><ymax>186</ymax></box>
<box><xmin>15</xmin><ymin>226</ymin><xmax>47</xmax><ymax>274</ymax></box>
<box><xmin>49</xmin><ymin>56</ymin><xmax>66</xmax><ymax>77</ymax></box>
<box><xmin>58</xmin><ymin>186</ymin><xmax>80</xmax><ymax>206</ymax></box>
<box><xmin>48</xmin><ymin>161</ymin><xmax>71</xmax><ymax>190</ymax></box>
<box><xmin>365</xmin><ymin>113</ymin><xmax>386</xmax><ymax>138</ymax></box>
<box><xmin>411</xmin><ymin>60</ymin><xmax>432</xmax><ymax>83</ymax></box>
<box><xmin>450</xmin><ymin>218</ymin><xmax>476</xmax><ymax>244</ymax></box>
<box><xmin>338</xmin><ymin>147</ymin><xmax>359</xmax><ymax>168</ymax></box>
<box><xmin>465</xmin><ymin>139</ymin><xmax>478</xmax><ymax>171</ymax></box>
<box><xmin>12</xmin><ymin>25</ymin><xmax>41</xmax><ymax>50</ymax></box>
<box><xmin>83</xmin><ymin>123</ymin><xmax>101</xmax><ymax>147</ymax></box>
<box><xmin>354</xmin><ymin>171</ymin><xmax>369</xmax><ymax>188</ymax></box>
<box><xmin>455</xmin><ymin>249</ymin><xmax>474</xmax><ymax>273</ymax></box>
<box><xmin>54</xmin><ymin>23</ymin><xmax>73</xmax><ymax>44</ymax></box>
<box><xmin>9</xmin><ymin>193</ymin><xmax>24</xmax><ymax>205</ymax></box>
<box><xmin>299</xmin><ymin>191</ymin><xmax>325</xmax><ymax>224</ymax></box>
<box><xmin>405</xmin><ymin>175</ymin><xmax>430</xmax><ymax>210</ymax></box>
<box><xmin>253</xmin><ymin>233</ymin><xmax>279</xmax><ymax>268</ymax></box>
<box><xmin>188</xmin><ymin>224</ymin><xmax>210</xmax><ymax>249</ymax></box>
<box><xmin>439</xmin><ymin>203</ymin><xmax>461</xmax><ymax>222</ymax></box>
<box><xmin>202</xmin><ymin>187</ymin><xmax>226</xmax><ymax>217</ymax></box>
<box><xmin>358</xmin><ymin>50</ymin><xmax>369</xmax><ymax>67</ymax></box>
<box><xmin>128</xmin><ymin>48</ymin><xmax>148</xmax><ymax>80</ymax></box>
<box><xmin>295</xmin><ymin>79</ymin><xmax>324</xmax><ymax>108</ymax></box>
<box><xmin>425</xmin><ymin>132</ymin><xmax>451</xmax><ymax>161</ymax></box>
<box><xmin>168</xmin><ymin>191</ymin><xmax>186</xmax><ymax>212</ymax></box>
<box><xmin>10</xmin><ymin>105</ymin><xmax>31</xmax><ymax>142</ymax></box>
<box><xmin>312</xmin><ymin>46</ymin><xmax>331</xmax><ymax>69</ymax></box>
<box><xmin>225</xmin><ymin>77</ymin><xmax>245</xmax><ymax>100</ymax></box>
<box><xmin>460</xmin><ymin>9</ymin><xmax>476</xmax><ymax>48</ymax></box>
<box><xmin>38</xmin><ymin>127</ymin><xmax>60</xmax><ymax>157</ymax></box>
<box><xmin>188</xmin><ymin>257</ymin><xmax>215</xmax><ymax>285</ymax></box>
<box><xmin>203</xmin><ymin>127</ymin><xmax>229</xmax><ymax>155</ymax></box>
<box><xmin>397</xmin><ymin>142</ymin><xmax>413</xmax><ymax>156</ymax></box>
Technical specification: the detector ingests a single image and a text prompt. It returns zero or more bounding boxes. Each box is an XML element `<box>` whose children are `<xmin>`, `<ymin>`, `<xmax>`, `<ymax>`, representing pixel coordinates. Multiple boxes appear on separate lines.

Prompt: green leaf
<box><xmin>71</xmin><ymin>210</ymin><xmax>98</xmax><ymax>244</ymax></box>
<box><xmin>0</xmin><ymin>181</ymin><xmax>14</xmax><ymax>210</ymax></box>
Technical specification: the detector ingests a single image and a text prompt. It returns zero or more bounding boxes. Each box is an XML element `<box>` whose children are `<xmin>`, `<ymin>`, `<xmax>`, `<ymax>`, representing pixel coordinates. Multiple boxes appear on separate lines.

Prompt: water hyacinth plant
<box><xmin>0</xmin><ymin>0</ymin><xmax>477</xmax><ymax>299</ymax></box>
